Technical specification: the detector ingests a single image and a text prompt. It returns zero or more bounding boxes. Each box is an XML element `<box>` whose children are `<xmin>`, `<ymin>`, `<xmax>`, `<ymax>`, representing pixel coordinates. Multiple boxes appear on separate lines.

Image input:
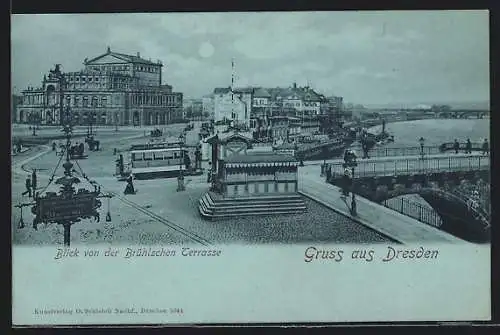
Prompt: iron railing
<box><xmin>383</xmin><ymin>188</ymin><xmax>490</xmax><ymax>230</ymax></box>
<box><xmin>328</xmin><ymin>156</ymin><xmax>490</xmax><ymax>179</ymax></box>
<box><xmin>446</xmin><ymin>183</ymin><xmax>491</xmax><ymax>218</ymax></box>
<box><xmin>383</xmin><ymin>197</ymin><xmax>443</xmax><ymax>228</ymax></box>
<box><xmin>354</xmin><ymin>143</ymin><xmax>485</xmax><ymax>158</ymax></box>
<box><xmin>252</xmin><ymin>141</ymin><xmax>274</xmax><ymax>147</ymax></box>
<box><xmin>361</xmin><ymin>146</ymin><xmax>441</xmax><ymax>157</ymax></box>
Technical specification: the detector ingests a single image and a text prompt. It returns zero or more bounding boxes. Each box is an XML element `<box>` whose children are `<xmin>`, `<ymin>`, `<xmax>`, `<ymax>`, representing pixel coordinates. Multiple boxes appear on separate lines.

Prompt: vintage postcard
<box><xmin>11</xmin><ymin>10</ymin><xmax>491</xmax><ymax>326</ymax></box>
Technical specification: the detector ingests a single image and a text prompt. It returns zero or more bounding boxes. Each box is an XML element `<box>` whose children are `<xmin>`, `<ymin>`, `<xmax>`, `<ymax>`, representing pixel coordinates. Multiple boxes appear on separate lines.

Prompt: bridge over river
<box><xmin>323</xmin><ymin>152</ymin><xmax>490</xmax><ymax>243</ymax></box>
<box><xmin>347</xmin><ymin>143</ymin><xmax>487</xmax><ymax>159</ymax></box>
<box><xmin>326</xmin><ymin>152</ymin><xmax>489</xmax><ymax>179</ymax></box>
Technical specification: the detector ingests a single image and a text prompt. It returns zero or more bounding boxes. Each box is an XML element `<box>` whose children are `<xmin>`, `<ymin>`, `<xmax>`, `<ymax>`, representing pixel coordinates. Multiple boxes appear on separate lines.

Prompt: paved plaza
<box><xmin>11</xmin><ymin>123</ymin><xmax>392</xmax><ymax>246</ymax></box>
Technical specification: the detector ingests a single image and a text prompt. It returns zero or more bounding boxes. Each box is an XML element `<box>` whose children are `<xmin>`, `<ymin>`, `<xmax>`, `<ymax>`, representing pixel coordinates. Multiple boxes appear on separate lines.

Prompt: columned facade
<box><xmin>16</xmin><ymin>47</ymin><xmax>183</xmax><ymax>126</ymax></box>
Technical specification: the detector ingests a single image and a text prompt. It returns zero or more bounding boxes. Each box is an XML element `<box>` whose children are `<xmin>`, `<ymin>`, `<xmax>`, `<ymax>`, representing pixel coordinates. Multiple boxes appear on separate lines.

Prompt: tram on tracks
<box><xmin>125</xmin><ymin>142</ymin><xmax>188</xmax><ymax>180</ymax></box>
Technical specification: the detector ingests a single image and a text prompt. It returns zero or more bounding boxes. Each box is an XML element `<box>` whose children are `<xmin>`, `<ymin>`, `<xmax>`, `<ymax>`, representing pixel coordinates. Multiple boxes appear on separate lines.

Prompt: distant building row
<box><xmin>202</xmin><ymin>83</ymin><xmax>344</xmax><ymax>141</ymax></box>
<box><xmin>15</xmin><ymin>47</ymin><xmax>183</xmax><ymax>126</ymax></box>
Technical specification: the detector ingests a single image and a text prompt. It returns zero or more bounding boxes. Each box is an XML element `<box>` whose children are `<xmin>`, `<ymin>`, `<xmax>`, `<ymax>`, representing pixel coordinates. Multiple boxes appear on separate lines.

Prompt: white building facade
<box><xmin>205</xmin><ymin>83</ymin><xmax>341</xmax><ymax>141</ymax></box>
<box><xmin>202</xmin><ymin>94</ymin><xmax>215</xmax><ymax>120</ymax></box>
<box><xmin>212</xmin><ymin>87</ymin><xmax>251</xmax><ymax>127</ymax></box>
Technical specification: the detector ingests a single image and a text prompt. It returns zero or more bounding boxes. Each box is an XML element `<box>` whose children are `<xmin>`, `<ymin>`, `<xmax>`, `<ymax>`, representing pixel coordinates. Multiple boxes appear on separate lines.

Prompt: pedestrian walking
<box><xmin>115</xmin><ymin>154</ymin><xmax>124</xmax><ymax>176</ymax></box>
<box><xmin>325</xmin><ymin>164</ymin><xmax>332</xmax><ymax>182</ymax></box>
<box><xmin>119</xmin><ymin>154</ymin><xmax>124</xmax><ymax>174</ymax></box>
<box><xmin>22</xmin><ymin>175</ymin><xmax>32</xmax><ymax>197</ymax></box>
<box><xmin>482</xmin><ymin>139</ymin><xmax>489</xmax><ymax>155</ymax></box>
<box><xmin>453</xmin><ymin>139</ymin><xmax>460</xmax><ymax>154</ymax></box>
<box><xmin>52</xmin><ymin>142</ymin><xmax>56</xmax><ymax>151</ymax></box>
<box><xmin>124</xmin><ymin>174</ymin><xmax>135</xmax><ymax>194</ymax></box>
<box><xmin>184</xmin><ymin>151</ymin><xmax>192</xmax><ymax>171</ymax></box>
<box><xmin>207</xmin><ymin>162</ymin><xmax>212</xmax><ymax>183</ymax></box>
<box><xmin>343</xmin><ymin>149</ymin><xmax>350</xmax><ymax>163</ymax></box>
<box><xmin>195</xmin><ymin>146</ymin><xmax>202</xmax><ymax>170</ymax></box>
<box><xmin>31</xmin><ymin>169</ymin><xmax>37</xmax><ymax>194</ymax></box>
<box><xmin>361</xmin><ymin>141</ymin><xmax>370</xmax><ymax>159</ymax></box>
<box><xmin>465</xmin><ymin>138</ymin><xmax>472</xmax><ymax>154</ymax></box>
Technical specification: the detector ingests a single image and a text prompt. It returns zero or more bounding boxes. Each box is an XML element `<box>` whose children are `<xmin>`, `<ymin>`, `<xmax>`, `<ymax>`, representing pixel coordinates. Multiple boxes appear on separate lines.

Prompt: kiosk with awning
<box><xmin>197</xmin><ymin>144</ymin><xmax>306</xmax><ymax>219</ymax></box>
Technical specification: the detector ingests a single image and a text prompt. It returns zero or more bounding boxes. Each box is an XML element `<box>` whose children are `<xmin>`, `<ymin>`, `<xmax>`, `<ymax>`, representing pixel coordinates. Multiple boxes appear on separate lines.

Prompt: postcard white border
<box><xmin>12</xmin><ymin>243</ymin><xmax>490</xmax><ymax>325</ymax></box>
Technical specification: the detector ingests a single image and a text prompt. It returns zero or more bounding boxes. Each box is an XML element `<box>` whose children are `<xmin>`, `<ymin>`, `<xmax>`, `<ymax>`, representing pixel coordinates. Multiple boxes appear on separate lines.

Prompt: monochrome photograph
<box><xmin>11</xmin><ymin>11</ymin><xmax>490</xmax><ymax>248</ymax></box>
<box><xmin>10</xmin><ymin>10</ymin><xmax>493</xmax><ymax>326</ymax></box>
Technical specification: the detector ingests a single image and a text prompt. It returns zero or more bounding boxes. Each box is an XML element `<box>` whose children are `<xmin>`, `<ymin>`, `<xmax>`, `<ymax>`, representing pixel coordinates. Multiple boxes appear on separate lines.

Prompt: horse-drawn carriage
<box><xmin>150</xmin><ymin>128</ymin><xmax>163</xmax><ymax>137</ymax></box>
<box><xmin>69</xmin><ymin>142</ymin><xmax>87</xmax><ymax>159</ymax></box>
<box><xmin>85</xmin><ymin>135</ymin><xmax>100</xmax><ymax>151</ymax></box>
<box><xmin>184</xmin><ymin>123</ymin><xmax>194</xmax><ymax>132</ymax></box>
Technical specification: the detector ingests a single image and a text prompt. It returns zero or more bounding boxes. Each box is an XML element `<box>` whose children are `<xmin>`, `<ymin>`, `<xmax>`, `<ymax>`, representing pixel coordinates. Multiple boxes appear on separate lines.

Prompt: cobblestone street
<box><xmin>12</xmin><ymin>124</ymin><xmax>390</xmax><ymax>246</ymax></box>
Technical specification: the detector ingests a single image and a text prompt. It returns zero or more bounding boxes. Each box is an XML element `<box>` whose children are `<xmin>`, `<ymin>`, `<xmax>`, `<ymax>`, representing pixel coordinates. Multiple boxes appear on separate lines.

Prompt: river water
<box><xmin>367</xmin><ymin>119</ymin><xmax>490</xmax><ymax>148</ymax></box>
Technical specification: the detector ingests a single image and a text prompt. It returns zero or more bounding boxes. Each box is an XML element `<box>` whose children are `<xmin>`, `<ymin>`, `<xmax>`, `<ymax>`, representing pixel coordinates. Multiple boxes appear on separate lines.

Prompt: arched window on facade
<box><xmin>100</xmin><ymin>113</ymin><xmax>106</xmax><ymax>124</ymax></box>
<box><xmin>82</xmin><ymin>111</ymin><xmax>89</xmax><ymax>123</ymax></box>
<box><xmin>82</xmin><ymin>96</ymin><xmax>89</xmax><ymax>108</ymax></box>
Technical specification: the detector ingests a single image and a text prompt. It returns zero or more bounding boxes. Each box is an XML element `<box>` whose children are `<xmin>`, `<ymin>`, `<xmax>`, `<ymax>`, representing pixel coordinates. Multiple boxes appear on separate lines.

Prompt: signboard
<box><xmin>275</xmin><ymin>149</ymin><xmax>295</xmax><ymax>156</ymax></box>
<box><xmin>224</xmin><ymin>141</ymin><xmax>247</xmax><ymax>159</ymax></box>
<box><xmin>36</xmin><ymin>192</ymin><xmax>99</xmax><ymax>223</ymax></box>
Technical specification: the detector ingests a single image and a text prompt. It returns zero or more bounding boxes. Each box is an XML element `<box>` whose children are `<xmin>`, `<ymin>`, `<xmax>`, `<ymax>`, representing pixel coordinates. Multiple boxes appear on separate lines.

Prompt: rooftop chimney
<box><xmin>293</xmin><ymin>82</ymin><xmax>297</xmax><ymax>89</ymax></box>
<box><xmin>137</xmin><ymin>52</ymin><xmax>140</xmax><ymax>58</ymax></box>
<box><xmin>107</xmin><ymin>46</ymin><xmax>111</xmax><ymax>53</ymax></box>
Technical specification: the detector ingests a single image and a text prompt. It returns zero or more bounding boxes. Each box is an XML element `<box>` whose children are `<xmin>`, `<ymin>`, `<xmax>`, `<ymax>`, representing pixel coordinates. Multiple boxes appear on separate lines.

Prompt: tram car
<box><xmin>125</xmin><ymin>142</ymin><xmax>188</xmax><ymax>180</ymax></box>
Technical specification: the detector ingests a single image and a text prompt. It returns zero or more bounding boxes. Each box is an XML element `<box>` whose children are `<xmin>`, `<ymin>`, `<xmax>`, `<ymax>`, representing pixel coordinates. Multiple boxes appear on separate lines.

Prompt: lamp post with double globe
<box><xmin>343</xmin><ymin>150</ymin><xmax>358</xmax><ymax>216</ymax></box>
<box><xmin>419</xmin><ymin>137</ymin><xmax>425</xmax><ymax>159</ymax></box>
<box><xmin>419</xmin><ymin>136</ymin><xmax>426</xmax><ymax>173</ymax></box>
<box><xmin>177</xmin><ymin>132</ymin><xmax>186</xmax><ymax>192</ymax></box>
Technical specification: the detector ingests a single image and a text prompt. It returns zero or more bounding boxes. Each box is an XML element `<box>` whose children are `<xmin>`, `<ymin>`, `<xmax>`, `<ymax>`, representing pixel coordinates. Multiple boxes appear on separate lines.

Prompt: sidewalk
<box><xmin>298</xmin><ymin>166</ymin><xmax>465</xmax><ymax>244</ymax></box>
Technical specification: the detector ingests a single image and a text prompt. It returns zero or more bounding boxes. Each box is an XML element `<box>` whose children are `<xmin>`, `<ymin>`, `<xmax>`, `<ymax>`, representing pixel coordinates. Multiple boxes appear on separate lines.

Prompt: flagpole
<box><xmin>231</xmin><ymin>58</ymin><xmax>236</xmax><ymax>129</ymax></box>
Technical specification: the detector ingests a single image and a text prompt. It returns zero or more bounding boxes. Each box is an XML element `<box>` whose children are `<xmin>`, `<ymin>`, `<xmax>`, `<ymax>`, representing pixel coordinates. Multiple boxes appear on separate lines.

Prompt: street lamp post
<box><xmin>419</xmin><ymin>137</ymin><xmax>425</xmax><ymax>159</ymax></box>
<box><xmin>15</xmin><ymin>102</ymin><xmax>112</xmax><ymax>246</ymax></box>
<box><xmin>419</xmin><ymin>137</ymin><xmax>425</xmax><ymax>173</ymax></box>
<box><xmin>177</xmin><ymin>132</ymin><xmax>186</xmax><ymax>192</ymax></box>
<box><xmin>350</xmin><ymin>165</ymin><xmax>357</xmax><ymax>216</ymax></box>
<box><xmin>89</xmin><ymin>111</ymin><xmax>96</xmax><ymax>137</ymax></box>
<box><xmin>343</xmin><ymin>152</ymin><xmax>358</xmax><ymax>216</ymax></box>
<box><xmin>32</xmin><ymin>112</ymin><xmax>37</xmax><ymax>136</ymax></box>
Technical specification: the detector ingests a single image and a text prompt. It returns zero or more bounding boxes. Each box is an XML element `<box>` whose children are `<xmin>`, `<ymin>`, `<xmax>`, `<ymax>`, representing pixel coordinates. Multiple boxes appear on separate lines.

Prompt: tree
<box><xmin>192</xmin><ymin>109</ymin><xmax>202</xmax><ymax>119</ymax></box>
